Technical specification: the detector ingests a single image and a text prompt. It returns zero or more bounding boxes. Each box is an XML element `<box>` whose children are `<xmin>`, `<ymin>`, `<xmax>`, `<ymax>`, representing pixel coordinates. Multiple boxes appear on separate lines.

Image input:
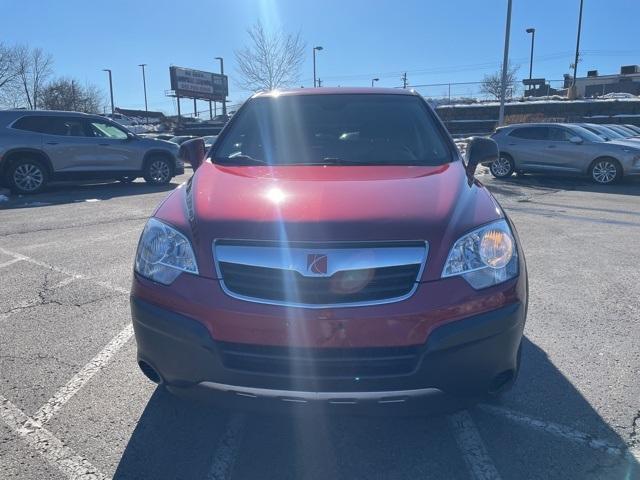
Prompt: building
<box><xmin>564</xmin><ymin>65</ymin><xmax>640</xmax><ymax>98</ymax></box>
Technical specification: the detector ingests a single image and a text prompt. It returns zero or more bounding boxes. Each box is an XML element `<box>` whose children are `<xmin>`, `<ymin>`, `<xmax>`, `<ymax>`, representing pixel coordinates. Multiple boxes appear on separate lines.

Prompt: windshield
<box><xmin>213</xmin><ymin>94</ymin><xmax>452</xmax><ymax>166</ymax></box>
<box><xmin>571</xmin><ymin>125</ymin><xmax>606</xmax><ymax>143</ymax></box>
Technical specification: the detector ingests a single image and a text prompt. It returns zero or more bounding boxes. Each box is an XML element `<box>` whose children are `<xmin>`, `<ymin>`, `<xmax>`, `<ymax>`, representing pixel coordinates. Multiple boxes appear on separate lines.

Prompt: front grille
<box><xmin>219</xmin><ymin>262</ymin><xmax>420</xmax><ymax>305</ymax></box>
<box><xmin>214</xmin><ymin>241</ymin><xmax>427</xmax><ymax>307</ymax></box>
<box><xmin>218</xmin><ymin>342</ymin><xmax>421</xmax><ymax>378</ymax></box>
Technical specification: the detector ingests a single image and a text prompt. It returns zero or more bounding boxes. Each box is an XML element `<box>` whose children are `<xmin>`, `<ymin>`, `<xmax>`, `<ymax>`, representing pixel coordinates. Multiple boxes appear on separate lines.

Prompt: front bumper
<box><xmin>131</xmin><ymin>294</ymin><xmax>526</xmax><ymax>409</ymax></box>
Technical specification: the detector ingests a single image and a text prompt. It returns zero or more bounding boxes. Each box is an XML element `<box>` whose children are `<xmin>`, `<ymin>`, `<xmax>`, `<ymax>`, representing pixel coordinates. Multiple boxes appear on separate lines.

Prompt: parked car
<box><xmin>624</xmin><ymin>124</ymin><xmax>640</xmax><ymax>135</ymax></box>
<box><xmin>169</xmin><ymin>135</ymin><xmax>197</xmax><ymax>145</ymax></box>
<box><xmin>490</xmin><ymin>123</ymin><xmax>640</xmax><ymax>184</ymax></box>
<box><xmin>605</xmin><ymin>124</ymin><xmax>640</xmax><ymax>138</ymax></box>
<box><xmin>131</xmin><ymin>88</ymin><xmax>528</xmax><ymax>412</ymax></box>
<box><xmin>202</xmin><ymin>135</ymin><xmax>218</xmax><ymax>150</ymax></box>
<box><xmin>577</xmin><ymin>123</ymin><xmax>640</xmax><ymax>146</ymax></box>
<box><xmin>0</xmin><ymin>110</ymin><xmax>183</xmax><ymax>194</ymax></box>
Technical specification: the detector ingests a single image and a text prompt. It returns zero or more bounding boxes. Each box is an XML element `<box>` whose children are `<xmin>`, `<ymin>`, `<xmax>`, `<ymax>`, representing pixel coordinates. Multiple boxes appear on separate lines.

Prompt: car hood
<box><xmin>139</xmin><ymin>138</ymin><xmax>178</xmax><ymax>150</ymax></box>
<box><xmin>606</xmin><ymin>139</ymin><xmax>640</xmax><ymax>149</ymax></box>
<box><xmin>155</xmin><ymin>161</ymin><xmax>505</xmax><ymax>281</ymax></box>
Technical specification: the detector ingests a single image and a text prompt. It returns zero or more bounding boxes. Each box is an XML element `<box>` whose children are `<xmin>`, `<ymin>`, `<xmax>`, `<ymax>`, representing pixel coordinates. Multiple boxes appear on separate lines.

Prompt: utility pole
<box><xmin>102</xmin><ymin>69</ymin><xmax>114</xmax><ymax>114</ymax></box>
<box><xmin>498</xmin><ymin>0</ymin><xmax>513</xmax><ymax>126</ymax></box>
<box><xmin>139</xmin><ymin>64</ymin><xmax>148</xmax><ymax>124</ymax></box>
<box><xmin>317</xmin><ymin>78</ymin><xmax>323</xmax><ymax>87</ymax></box>
<box><xmin>572</xmin><ymin>0</ymin><xmax>585</xmax><ymax>90</ymax></box>
<box><xmin>371</xmin><ymin>78</ymin><xmax>379</xmax><ymax>87</ymax></box>
<box><xmin>401</xmin><ymin>72</ymin><xmax>408</xmax><ymax>89</ymax></box>
<box><xmin>313</xmin><ymin>46</ymin><xmax>323</xmax><ymax>87</ymax></box>
<box><xmin>215</xmin><ymin>57</ymin><xmax>227</xmax><ymax>116</ymax></box>
<box><xmin>526</xmin><ymin>28</ymin><xmax>535</xmax><ymax>91</ymax></box>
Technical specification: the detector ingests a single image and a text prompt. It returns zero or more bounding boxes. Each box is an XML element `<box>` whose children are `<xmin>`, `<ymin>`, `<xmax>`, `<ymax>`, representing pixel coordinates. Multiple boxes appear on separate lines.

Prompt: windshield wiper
<box><xmin>215</xmin><ymin>155</ymin><xmax>268</xmax><ymax>165</ymax></box>
<box><xmin>320</xmin><ymin>157</ymin><xmax>374</xmax><ymax>165</ymax></box>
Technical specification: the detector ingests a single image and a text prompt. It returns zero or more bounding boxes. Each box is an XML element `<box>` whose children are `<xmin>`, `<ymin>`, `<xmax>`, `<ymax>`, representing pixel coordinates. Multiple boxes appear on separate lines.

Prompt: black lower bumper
<box><xmin>131</xmin><ymin>297</ymin><xmax>525</xmax><ymax>409</ymax></box>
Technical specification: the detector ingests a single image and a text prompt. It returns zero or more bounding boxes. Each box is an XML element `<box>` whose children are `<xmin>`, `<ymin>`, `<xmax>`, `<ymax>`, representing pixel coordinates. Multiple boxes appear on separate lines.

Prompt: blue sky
<box><xmin>3</xmin><ymin>0</ymin><xmax>639</xmax><ymax>114</ymax></box>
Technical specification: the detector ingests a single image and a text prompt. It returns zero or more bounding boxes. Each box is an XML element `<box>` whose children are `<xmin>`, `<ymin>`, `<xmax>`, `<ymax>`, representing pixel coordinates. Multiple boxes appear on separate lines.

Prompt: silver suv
<box><xmin>490</xmin><ymin>123</ymin><xmax>640</xmax><ymax>184</ymax></box>
<box><xmin>0</xmin><ymin>110</ymin><xmax>183</xmax><ymax>194</ymax></box>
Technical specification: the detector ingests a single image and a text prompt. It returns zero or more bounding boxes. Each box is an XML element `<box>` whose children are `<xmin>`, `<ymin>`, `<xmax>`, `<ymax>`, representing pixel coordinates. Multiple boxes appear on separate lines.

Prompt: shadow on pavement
<box><xmin>113</xmin><ymin>337</ymin><xmax>639</xmax><ymax>479</ymax></box>
<box><xmin>0</xmin><ymin>180</ymin><xmax>182</xmax><ymax>210</ymax></box>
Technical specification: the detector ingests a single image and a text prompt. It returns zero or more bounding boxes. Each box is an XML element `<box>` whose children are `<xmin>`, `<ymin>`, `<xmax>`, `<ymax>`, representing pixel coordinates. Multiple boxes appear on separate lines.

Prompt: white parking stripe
<box><xmin>479</xmin><ymin>404</ymin><xmax>639</xmax><ymax>461</ymax></box>
<box><xmin>0</xmin><ymin>394</ymin><xmax>108</xmax><ymax>480</ymax></box>
<box><xmin>0</xmin><ymin>257</ymin><xmax>23</xmax><ymax>268</ymax></box>
<box><xmin>0</xmin><ymin>247</ymin><xmax>129</xmax><ymax>295</ymax></box>
<box><xmin>448</xmin><ymin>410</ymin><xmax>502</xmax><ymax>480</ymax></box>
<box><xmin>33</xmin><ymin>324</ymin><xmax>134</xmax><ymax>425</ymax></box>
<box><xmin>206</xmin><ymin>414</ymin><xmax>247</xmax><ymax>480</ymax></box>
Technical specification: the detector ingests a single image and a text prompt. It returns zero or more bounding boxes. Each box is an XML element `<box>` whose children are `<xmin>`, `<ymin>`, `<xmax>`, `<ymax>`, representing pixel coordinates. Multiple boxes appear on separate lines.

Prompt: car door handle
<box><xmin>98</xmin><ymin>143</ymin><xmax>109</xmax><ymax>146</ymax></box>
<box><xmin>547</xmin><ymin>145</ymin><xmax>557</xmax><ymax>148</ymax></box>
<box><xmin>46</xmin><ymin>141</ymin><xmax>59</xmax><ymax>145</ymax></box>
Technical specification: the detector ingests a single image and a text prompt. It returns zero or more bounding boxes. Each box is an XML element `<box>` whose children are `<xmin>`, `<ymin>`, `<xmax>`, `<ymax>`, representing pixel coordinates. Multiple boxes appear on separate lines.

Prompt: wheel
<box><xmin>119</xmin><ymin>176</ymin><xmax>137</xmax><ymax>184</ymax></box>
<box><xmin>7</xmin><ymin>158</ymin><xmax>48</xmax><ymax>194</ymax></box>
<box><xmin>490</xmin><ymin>153</ymin><xmax>515</xmax><ymax>178</ymax></box>
<box><xmin>590</xmin><ymin>158</ymin><xmax>621</xmax><ymax>184</ymax></box>
<box><xmin>143</xmin><ymin>156</ymin><xmax>172</xmax><ymax>185</ymax></box>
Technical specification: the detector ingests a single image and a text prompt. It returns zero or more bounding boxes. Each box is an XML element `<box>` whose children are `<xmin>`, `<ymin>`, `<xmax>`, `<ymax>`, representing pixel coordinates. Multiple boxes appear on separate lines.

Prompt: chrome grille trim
<box><xmin>213</xmin><ymin>240</ymin><xmax>428</xmax><ymax>308</ymax></box>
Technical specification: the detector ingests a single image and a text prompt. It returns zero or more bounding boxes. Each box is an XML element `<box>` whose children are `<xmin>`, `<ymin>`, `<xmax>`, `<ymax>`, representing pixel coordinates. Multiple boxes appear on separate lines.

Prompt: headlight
<box><xmin>442</xmin><ymin>220</ymin><xmax>518</xmax><ymax>289</ymax></box>
<box><xmin>134</xmin><ymin>218</ymin><xmax>198</xmax><ymax>285</ymax></box>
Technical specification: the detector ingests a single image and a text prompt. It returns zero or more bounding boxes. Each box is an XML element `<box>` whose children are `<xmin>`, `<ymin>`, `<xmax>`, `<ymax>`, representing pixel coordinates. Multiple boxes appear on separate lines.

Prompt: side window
<box><xmin>43</xmin><ymin>118</ymin><xmax>91</xmax><ymax>137</ymax></box>
<box><xmin>12</xmin><ymin>116</ymin><xmax>52</xmax><ymax>133</ymax></box>
<box><xmin>87</xmin><ymin>121</ymin><xmax>129</xmax><ymax>140</ymax></box>
<box><xmin>548</xmin><ymin>127</ymin><xmax>572</xmax><ymax>142</ymax></box>
<box><xmin>509</xmin><ymin>127</ymin><xmax>549</xmax><ymax>140</ymax></box>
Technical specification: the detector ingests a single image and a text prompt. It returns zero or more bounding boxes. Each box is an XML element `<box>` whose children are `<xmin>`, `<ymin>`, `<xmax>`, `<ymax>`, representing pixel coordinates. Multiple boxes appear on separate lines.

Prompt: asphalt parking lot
<box><xmin>1</xmin><ymin>171</ymin><xmax>639</xmax><ymax>480</ymax></box>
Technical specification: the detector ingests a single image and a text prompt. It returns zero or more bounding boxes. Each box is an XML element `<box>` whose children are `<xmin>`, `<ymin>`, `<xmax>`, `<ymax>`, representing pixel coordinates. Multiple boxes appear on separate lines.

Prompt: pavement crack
<box><xmin>0</xmin><ymin>215</ymin><xmax>148</xmax><ymax>238</ymax></box>
<box><xmin>0</xmin><ymin>272</ymin><xmax>118</xmax><ymax>318</ymax></box>
<box><xmin>0</xmin><ymin>353</ymin><xmax>79</xmax><ymax>369</ymax></box>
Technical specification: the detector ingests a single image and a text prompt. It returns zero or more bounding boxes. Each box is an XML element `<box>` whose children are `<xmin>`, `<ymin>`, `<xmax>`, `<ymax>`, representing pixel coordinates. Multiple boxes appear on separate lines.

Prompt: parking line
<box><xmin>0</xmin><ymin>247</ymin><xmax>129</xmax><ymax>295</ymax></box>
<box><xmin>0</xmin><ymin>394</ymin><xmax>109</xmax><ymax>480</ymax></box>
<box><xmin>479</xmin><ymin>404</ymin><xmax>639</xmax><ymax>461</ymax></box>
<box><xmin>0</xmin><ymin>257</ymin><xmax>23</xmax><ymax>268</ymax></box>
<box><xmin>448</xmin><ymin>410</ymin><xmax>502</xmax><ymax>480</ymax></box>
<box><xmin>206</xmin><ymin>414</ymin><xmax>247</xmax><ymax>480</ymax></box>
<box><xmin>33</xmin><ymin>324</ymin><xmax>134</xmax><ymax>425</ymax></box>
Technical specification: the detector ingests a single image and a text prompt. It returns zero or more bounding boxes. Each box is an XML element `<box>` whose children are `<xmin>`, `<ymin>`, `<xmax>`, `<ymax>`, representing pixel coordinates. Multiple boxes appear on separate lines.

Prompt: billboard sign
<box><xmin>169</xmin><ymin>66</ymin><xmax>228</xmax><ymax>101</ymax></box>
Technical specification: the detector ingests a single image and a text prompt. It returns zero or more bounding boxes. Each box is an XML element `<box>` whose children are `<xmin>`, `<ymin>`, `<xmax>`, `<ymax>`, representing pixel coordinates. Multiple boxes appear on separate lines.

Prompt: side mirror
<box><xmin>465</xmin><ymin>137</ymin><xmax>498</xmax><ymax>182</ymax></box>
<box><xmin>179</xmin><ymin>137</ymin><xmax>206</xmax><ymax>171</ymax></box>
<box><xmin>569</xmin><ymin>136</ymin><xmax>583</xmax><ymax>144</ymax></box>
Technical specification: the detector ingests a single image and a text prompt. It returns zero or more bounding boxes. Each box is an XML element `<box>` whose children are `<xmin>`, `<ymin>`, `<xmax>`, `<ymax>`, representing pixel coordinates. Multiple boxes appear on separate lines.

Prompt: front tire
<box><xmin>7</xmin><ymin>158</ymin><xmax>48</xmax><ymax>194</ymax></box>
<box><xmin>490</xmin><ymin>154</ymin><xmax>515</xmax><ymax>179</ymax></box>
<box><xmin>143</xmin><ymin>156</ymin><xmax>172</xmax><ymax>185</ymax></box>
<box><xmin>590</xmin><ymin>158</ymin><xmax>621</xmax><ymax>184</ymax></box>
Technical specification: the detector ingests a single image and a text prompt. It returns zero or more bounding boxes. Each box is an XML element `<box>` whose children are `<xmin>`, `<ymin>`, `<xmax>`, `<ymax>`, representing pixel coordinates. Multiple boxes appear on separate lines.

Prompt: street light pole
<box><xmin>215</xmin><ymin>57</ymin><xmax>227</xmax><ymax>116</ymax></box>
<box><xmin>313</xmin><ymin>46</ymin><xmax>323</xmax><ymax>87</ymax></box>
<box><xmin>572</xmin><ymin>0</ymin><xmax>584</xmax><ymax>89</ymax></box>
<box><xmin>371</xmin><ymin>78</ymin><xmax>379</xmax><ymax>87</ymax></box>
<box><xmin>526</xmin><ymin>28</ymin><xmax>535</xmax><ymax>90</ymax></box>
<box><xmin>139</xmin><ymin>64</ymin><xmax>148</xmax><ymax>124</ymax></box>
<box><xmin>498</xmin><ymin>0</ymin><xmax>512</xmax><ymax>126</ymax></box>
<box><xmin>102</xmin><ymin>69</ymin><xmax>114</xmax><ymax>115</ymax></box>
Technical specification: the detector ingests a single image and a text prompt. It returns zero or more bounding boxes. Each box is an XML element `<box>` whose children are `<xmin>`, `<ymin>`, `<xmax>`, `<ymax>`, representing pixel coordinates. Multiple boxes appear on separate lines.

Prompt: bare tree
<box><xmin>235</xmin><ymin>22</ymin><xmax>306</xmax><ymax>92</ymax></box>
<box><xmin>0</xmin><ymin>43</ymin><xmax>18</xmax><ymax>91</ymax></box>
<box><xmin>41</xmin><ymin>77</ymin><xmax>103</xmax><ymax>113</ymax></box>
<box><xmin>15</xmin><ymin>45</ymin><xmax>53</xmax><ymax>109</ymax></box>
<box><xmin>480</xmin><ymin>62</ymin><xmax>520</xmax><ymax>100</ymax></box>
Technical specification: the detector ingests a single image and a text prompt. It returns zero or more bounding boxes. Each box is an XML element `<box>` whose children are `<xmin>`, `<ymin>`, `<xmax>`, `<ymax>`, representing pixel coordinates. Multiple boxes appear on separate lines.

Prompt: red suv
<box><xmin>131</xmin><ymin>88</ymin><xmax>527</xmax><ymax>411</ymax></box>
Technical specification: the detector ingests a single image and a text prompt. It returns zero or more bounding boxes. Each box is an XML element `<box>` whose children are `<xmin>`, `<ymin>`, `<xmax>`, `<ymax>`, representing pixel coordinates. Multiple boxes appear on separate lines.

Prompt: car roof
<box><xmin>0</xmin><ymin>109</ymin><xmax>97</xmax><ymax>117</ymax></box>
<box><xmin>251</xmin><ymin>87</ymin><xmax>419</xmax><ymax>98</ymax></box>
